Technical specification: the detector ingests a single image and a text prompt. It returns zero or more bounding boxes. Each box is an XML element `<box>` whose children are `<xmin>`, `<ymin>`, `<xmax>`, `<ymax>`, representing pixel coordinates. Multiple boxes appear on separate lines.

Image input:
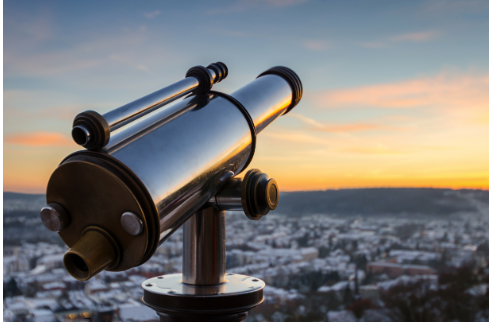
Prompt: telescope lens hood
<box><xmin>257</xmin><ymin>66</ymin><xmax>303</xmax><ymax>114</ymax></box>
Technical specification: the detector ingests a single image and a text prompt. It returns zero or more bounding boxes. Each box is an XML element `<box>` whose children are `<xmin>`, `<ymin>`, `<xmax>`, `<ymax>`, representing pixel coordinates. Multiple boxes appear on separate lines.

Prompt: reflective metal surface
<box><xmin>104</xmin><ymin>77</ymin><xmax>199</xmax><ymax>132</ymax></box>
<box><xmin>142</xmin><ymin>273</ymin><xmax>264</xmax><ymax>321</ymax></box>
<box><xmin>61</xmin><ymin>73</ymin><xmax>295</xmax><ymax>246</ymax></box>
<box><xmin>208</xmin><ymin>169</ymin><xmax>279</xmax><ymax>220</ymax></box>
<box><xmin>107</xmin><ymin>94</ymin><xmax>254</xmax><ymax>243</ymax></box>
<box><xmin>120</xmin><ymin>212</ymin><xmax>144</xmax><ymax>236</ymax></box>
<box><xmin>102</xmin><ymin>67</ymin><xmax>219</xmax><ymax>133</ymax></box>
<box><xmin>208</xmin><ymin>178</ymin><xmax>243</xmax><ymax>211</ymax></box>
<box><xmin>183</xmin><ymin>207</ymin><xmax>225</xmax><ymax>285</ymax></box>
<box><xmin>143</xmin><ymin>273</ymin><xmax>265</xmax><ymax>296</ymax></box>
<box><xmin>231</xmin><ymin>74</ymin><xmax>292</xmax><ymax>133</ymax></box>
<box><xmin>105</xmin><ymin>73</ymin><xmax>294</xmax><ymax>243</ymax></box>
<box><xmin>104</xmin><ymin>94</ymin><xmax>209</xmax><ymax>153</ymax></box>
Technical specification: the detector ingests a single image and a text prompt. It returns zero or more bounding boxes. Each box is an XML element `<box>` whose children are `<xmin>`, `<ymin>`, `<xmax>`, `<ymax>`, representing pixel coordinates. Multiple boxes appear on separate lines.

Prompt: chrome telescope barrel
<box><xmin>72</xmin><ymin>62</ymin><xmax>228</xmax><ymax>150</ymax></box>
<box><xmin>44</xmin><ymin>65</ymin><xmax>302</xmax><ymax>281</ymax></box>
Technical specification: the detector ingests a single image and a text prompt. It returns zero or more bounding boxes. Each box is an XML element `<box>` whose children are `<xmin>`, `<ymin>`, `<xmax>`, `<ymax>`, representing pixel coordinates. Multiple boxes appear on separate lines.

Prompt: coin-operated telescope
<box><xmin>41</xmin><ymin>62</ymin><xmax>302</xmax><ymax>321</ymax></box>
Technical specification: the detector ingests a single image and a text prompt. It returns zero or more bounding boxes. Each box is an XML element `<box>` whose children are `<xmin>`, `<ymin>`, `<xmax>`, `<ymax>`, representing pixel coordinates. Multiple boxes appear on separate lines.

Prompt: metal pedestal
<box><xmin>142</xmin><ymin>207</ymin><xmax>265</xmax><ymax>322</ymax></box>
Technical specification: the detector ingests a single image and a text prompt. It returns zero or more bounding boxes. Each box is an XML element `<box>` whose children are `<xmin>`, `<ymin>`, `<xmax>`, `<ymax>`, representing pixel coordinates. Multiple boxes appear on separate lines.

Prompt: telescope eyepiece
<box><xmin>185</xmin><ymin>62</ymin><xmax>229</xmax><ymax>94</ymax></box>
<box><xmin>207</xmin><ymin>62</ymin><xmax>228</xmax><ymax>83</ymax></box>
<box><xmin>63</xmin><ymin>227</ymin><xmax>120</xmax><ymax>281</ymax></box>
<box><xmin>71</xmin><ymin>125</ymin><xmax>90</xmax><ymax>146</ymax></box>
<box><xmin>72</xmin><ymin>110</ymin><xmax>110</xmax><ymax>150</ymax></box>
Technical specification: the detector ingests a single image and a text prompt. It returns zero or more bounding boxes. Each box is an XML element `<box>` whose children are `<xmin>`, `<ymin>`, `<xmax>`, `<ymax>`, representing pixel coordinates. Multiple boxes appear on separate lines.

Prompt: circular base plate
<box><xmin>142</xmin><ymin>273</ymin><xmax>264</xmax><ymax>315</ymax></box>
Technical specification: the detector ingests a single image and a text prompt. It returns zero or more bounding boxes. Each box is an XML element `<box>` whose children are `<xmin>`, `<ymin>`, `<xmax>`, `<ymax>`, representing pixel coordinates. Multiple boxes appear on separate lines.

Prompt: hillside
<box><xmin>4</xmin><ymin>188</ymin><xmax>489</xmax><ymax>217</ymax></box>
<box><xmin>273</xmin><ymin>188</ymin><xmax>488</xmax><ymax>217</ymax></box>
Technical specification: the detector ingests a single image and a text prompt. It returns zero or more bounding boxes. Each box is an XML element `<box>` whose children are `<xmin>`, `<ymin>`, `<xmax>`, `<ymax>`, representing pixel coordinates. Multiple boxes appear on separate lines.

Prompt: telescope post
<box><xmin>183</xmin><ymin>207</ymin><xmax>226</xmax><ymax>285</ymax></box>
<box><xmin>142</xmin><ymin>206</ymin><xmax>265</xmax><ymax>322</ymax></box>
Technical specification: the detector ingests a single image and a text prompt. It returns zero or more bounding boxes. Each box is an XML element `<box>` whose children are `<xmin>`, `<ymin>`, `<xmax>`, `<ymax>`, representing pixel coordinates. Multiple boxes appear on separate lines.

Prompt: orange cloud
<box><xmin>337</xmin><ymin>146</ymin><xmax>407</xmax><ymax>155</ymax></box>
<box><xmin>263</xmin><ymin>131</ymin><xmax>330</xmax><ymax>145</ymax></box>
<box><xmin>5</xmin><ymin>132</ymin><xmax>74</xmax><ymax>147</ymax></box>
<box><xmin>323</xmin><ymin>123</ymin><xmax>394</xmax><ymax>133</ymax></box>
<box><xmin>314</xmin><ymin>72</ymin><xmax>489</xmax><ymax>112</ymax></box>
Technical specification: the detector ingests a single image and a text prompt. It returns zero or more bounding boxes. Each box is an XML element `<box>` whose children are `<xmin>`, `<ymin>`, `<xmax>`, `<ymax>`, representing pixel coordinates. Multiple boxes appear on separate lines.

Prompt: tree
<box><xmin>346</xmin><ymin>299</ymin><xmax>374</xmax><ymax>319</ymax></box>
<box><xmin>355</xmin><ymin>254</ymin><xmax>368</xmax><ymax>271</ymax></box>
<box><xmin>381</xmin><ymin>265</ymin><xmax>488</xmax><ymax>322</ymax></box>
<box><xmin>342</xmin><ymin>282</ymin><xmax>353</xmax><ymax>306</ymax></box>
<box><xmin>4</xmin><ymin>277</ymin><xmax>22</xmax><ymax>298</ymax></box>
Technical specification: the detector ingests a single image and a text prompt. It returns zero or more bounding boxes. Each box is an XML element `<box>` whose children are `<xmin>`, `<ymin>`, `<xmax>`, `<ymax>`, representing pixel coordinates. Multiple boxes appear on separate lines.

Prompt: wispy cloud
<box><xmin>337</xmin><ymin>143</ymin><xmax>453</xmax><ymax>155</ymax></box>
<box><xmin>337</xmin><ymin>145</ymin><xmax>408</xmax><ymax>155</ymax></box>
<box><xmin>263</xmin><ymin>0</ymin><xmax>308</xmax><ymax>6</ymax></box>
<box><xmin>358</xmin><ymin>30</ymin><xmax>440</xmax><ymax>48</ymax></box>
<box><xmin>4</xmin><ymin>21</ymin><xmax>150</xmax><ymax>78</ymax></box>
<box><xmin>359</xmin><ymin>41</ymin><xmax>386</xmax><ymax>49</ymax></box>
<box><xmin>5</xmin><ymin>132</ymin><xmax>75</xmax><ymax>147</ymax></box>
<box><xmin>289</xmin><ymin>113</ymin><xmax>324</xmax><ymax>128</ymax></box>
<box><xmin>207</xmin><ymin>28</ymin><xmax>251</xmax><ymax>38</ymax></box>
<box><xmin>206</xmin><ymin>0</ymin><xmax>307</xmax><ymax>15</ymax></box>
<box><xmin>263</xmin><ymin>131</ymin><xmax>330</xmax><ymax>146</ymax></box>
<box><xmin>390</xmin><ymin>30</ymin><xmax>439</xmax><ymax>42</ymax></box>
<box><xmin>421</xmin><ymin>0</ymin><xmax>487</xmax><ymax>15</ymax></box>
<box><xmin>3</xmin><ymin>91</ymin><xmax>113</xmax><ymax>121</ymax></box>
<box><xmin>313</xmin><ymin>72</ymin><xmax>488</xmax><ymax>114</ymax></box>
<box><xmin>4</xmin><ymin>7</ymin><xmax>53</xmax><ymax>48</ymax></box>
<box><xmin>289</xmin><ymin>113</ymin><xmax>399</xmax><ymax>133</ymax></box>
<box><xmin>109</xmin><ymin>54</ymin><xmax>149</xmax><ymax>72</ymax></box>
<box><xmin>303</xmin><ymin>40</ymin><xmax>330</xmax><ymax>51</ymax></box>
<box><xmin>143</xmin><ymin>10</ymin><xmax>161</xmax><ymax>19</ymax></box>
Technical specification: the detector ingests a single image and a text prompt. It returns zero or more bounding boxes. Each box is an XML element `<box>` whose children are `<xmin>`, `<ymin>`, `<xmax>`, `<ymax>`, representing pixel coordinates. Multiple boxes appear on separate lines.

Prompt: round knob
<box><xmin>241</xmin><ymin>169</ymin><xmax>279</xmax><ymax>220</ymax></box>
<box><xmin>120</xmin><ymin>212</ymin><xmax>143</xmax><ymax>236</ymax></box>
<box><xmin>40</xmin><ymin>203</ymin><xmax>70</xmax><ymax>232</ymax></box>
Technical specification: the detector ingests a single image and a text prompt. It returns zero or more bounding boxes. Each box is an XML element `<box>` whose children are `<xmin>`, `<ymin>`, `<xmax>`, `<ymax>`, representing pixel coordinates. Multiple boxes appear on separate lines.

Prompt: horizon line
<box><xmin>3</xmin><ymin>186</ymin><xmax>489</xmax><ymax>196</ymax></box>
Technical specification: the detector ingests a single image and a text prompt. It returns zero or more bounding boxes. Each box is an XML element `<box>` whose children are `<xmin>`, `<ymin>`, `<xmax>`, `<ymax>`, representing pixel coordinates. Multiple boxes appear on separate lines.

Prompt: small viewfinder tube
<box><xmin>71</xmin><ymin>62</ymin><xmax>228</xmax><ymax>150</ymax></box>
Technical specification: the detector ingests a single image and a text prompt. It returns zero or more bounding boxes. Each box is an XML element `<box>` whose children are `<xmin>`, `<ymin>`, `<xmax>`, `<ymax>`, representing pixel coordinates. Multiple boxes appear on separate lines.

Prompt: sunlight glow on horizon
<box><xmin>3</xmin><ymin>0</ymin><xmax>488</xmax><ymax>193</ymax></box>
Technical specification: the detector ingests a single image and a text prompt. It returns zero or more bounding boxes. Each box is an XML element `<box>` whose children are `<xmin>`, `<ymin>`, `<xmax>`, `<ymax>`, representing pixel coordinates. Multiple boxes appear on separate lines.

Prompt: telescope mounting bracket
<box><xmin>141</xmin><ymin>169</ymin><xmax>278</xmax><ymax>322</ymax></box>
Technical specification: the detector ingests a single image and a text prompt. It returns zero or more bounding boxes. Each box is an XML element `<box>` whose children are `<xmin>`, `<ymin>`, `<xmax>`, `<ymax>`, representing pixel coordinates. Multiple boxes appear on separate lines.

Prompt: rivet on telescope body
<box><xmin>40</xmin><ymin>203</ymin><xmax>70</xmax><ymax>232</ymax></box>
<box><xmin>120</xmin><ymin>212</ymin><xmax>143</xmax><ymax>236</ymax></box>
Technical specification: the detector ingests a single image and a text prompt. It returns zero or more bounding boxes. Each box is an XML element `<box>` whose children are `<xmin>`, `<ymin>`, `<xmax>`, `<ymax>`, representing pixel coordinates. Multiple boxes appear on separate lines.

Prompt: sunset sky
<box><xmin>4</xmin><ymin>0</ymin><xmax>489</xmax><ymax>193</ymax></box>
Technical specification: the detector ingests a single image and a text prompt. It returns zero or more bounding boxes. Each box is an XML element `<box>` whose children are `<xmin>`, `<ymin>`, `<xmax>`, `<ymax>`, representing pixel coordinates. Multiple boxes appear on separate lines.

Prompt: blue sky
<box><xmin>4</xmin><ymin>0</ymin><xmax>489</xmax><ymax>192</ymax></box>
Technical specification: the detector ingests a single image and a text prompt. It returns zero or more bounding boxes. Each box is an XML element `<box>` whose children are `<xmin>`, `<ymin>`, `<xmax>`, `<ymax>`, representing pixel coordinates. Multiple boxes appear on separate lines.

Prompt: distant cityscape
<box><xmin>3</xmin><ymin>189</ymin><xmax>489</xmax><ymax>322</ymax></box>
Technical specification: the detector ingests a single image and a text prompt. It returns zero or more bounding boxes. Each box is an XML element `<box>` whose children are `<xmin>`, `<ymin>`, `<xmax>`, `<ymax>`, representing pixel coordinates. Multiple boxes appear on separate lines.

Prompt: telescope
<box><xmin>40</xmin><ymin>62</ymin><xmax>302</xmax><ymax>321</ymax></box>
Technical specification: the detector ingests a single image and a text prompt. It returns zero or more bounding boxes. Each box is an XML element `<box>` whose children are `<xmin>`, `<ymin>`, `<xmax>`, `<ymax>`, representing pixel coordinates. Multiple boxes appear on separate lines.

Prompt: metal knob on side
<box><xmin>120</xmin><ymin>212</ymin><xmax>143</xmax><ymax>236</ymax></box>
<box><xmin>40</xmin><ymin>203</ymin><xmax>70</xmax><ymax>232</ymax></box>
<box><xmin>208</xmin><ymin>169</ymin><xmax>279</xmax><ymax>220</ymax></box>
